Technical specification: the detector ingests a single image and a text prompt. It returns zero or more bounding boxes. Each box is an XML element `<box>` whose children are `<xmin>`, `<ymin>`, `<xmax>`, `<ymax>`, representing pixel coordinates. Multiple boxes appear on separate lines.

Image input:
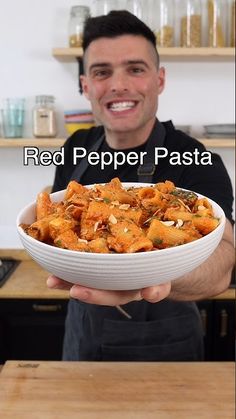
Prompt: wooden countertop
<box><xmin>0</xmin><ymin>249</ymin><xmax>69</xmax><ymax>299</ymax></box>
<box><xmin>0</xmin><ymin>259</ymin><xmax>69</xmax><ymax>299</ymax></box>
<box><xmin>0</xmin><ymin>249</ymin><xmax>235</xmax><ymax>300</ymax></box>
<box><xmin>0</xmin><ymin>361</ymin><xmax>234</xmax><ymax>419</ymax></box>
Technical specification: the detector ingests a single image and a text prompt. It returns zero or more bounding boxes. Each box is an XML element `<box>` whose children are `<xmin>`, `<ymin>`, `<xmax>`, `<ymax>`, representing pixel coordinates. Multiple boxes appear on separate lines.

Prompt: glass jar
<box><xmin>152</xmin><ymin>0</ymin><xmax>174</xmax><ymax>47</ymax></box>
<box><xmin>126</xmin><ymin>0</ymin><xmax>144</xmax><ymax>20</ymax></box>
<box><xmin>68</xmin><ymin>6</ymin><xmax>90</xmax><ymax>47</ymax></box>
<box><xmin>93</xmin><ymin>0</ymin><xmax>124</xmax><ymax>16</ymax></box>
<box><xmin>230</xmin><ymin>1</ymin><xmax>235</xmax><ymax>46</ymax></box>
<box><xmin>33</xmin><ymin>96</ymin><xmax>57</xmax><ymax>138</ymax></box>
<box><xmin>179</xmin><ymin>0</ymin><xmax>202</xmax><ymax>47</ymax></box>
<box><xmin>207</xmin><ymin>0</ymin><xmax>227</xmax><ymax>47</ymax></box>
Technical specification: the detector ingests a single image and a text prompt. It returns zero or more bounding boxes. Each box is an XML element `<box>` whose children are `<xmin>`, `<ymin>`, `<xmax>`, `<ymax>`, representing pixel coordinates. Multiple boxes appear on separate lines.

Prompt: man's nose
<box><xmin>110</xmin><ymin>71</ymin><xmax>129</xmax><ymax>93</ymax></box>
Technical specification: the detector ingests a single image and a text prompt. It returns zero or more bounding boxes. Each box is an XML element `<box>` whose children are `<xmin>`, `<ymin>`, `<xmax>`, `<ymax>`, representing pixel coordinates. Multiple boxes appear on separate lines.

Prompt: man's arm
<box><xmin>47</xmin><ymin>219</ymin><xmax>234</xmax><ymax>305</ymax></box>
<box><xmin>140</xmin><ymin>219</ymin><xmax>234</xmax><ymax>303</ymax></box>
<box><xmin>167</xmin><ymin>219</ymin><xmax>235</xmax><ymax>301</ymax></box>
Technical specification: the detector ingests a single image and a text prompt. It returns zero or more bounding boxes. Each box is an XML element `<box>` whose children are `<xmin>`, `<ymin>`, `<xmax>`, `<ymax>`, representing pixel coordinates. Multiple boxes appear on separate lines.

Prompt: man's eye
<box><xmin>93</xmin><ymin>70</ymin><xmax>110</xmax><ymax>78</ymax></box>
<box><xmin>130</xmin><ymin>67</ymin><xmax>145</xmax><ymax>74</ymax></box>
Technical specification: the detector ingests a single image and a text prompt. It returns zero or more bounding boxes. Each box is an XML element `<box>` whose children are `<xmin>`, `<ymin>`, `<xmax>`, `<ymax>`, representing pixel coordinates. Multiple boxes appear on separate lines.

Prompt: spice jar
<box><xmin>68</xmin><ymin>6</ymin><xmax>90</xmax><ymax>47</ymax></box>
<box><xmin>207</xmin><ymin>0</ymin><xmax>227</xmax><ymax>47</ymax></box>
<box><xmin>33</xmin><ymin>96</ymin><xmax>57</xmax><ymax>138</ymax></box>
<box><xmin>152</xmin><ymin>0</ymin><xmax>174</xmax><ymax>47</ymax></box>
<box><xmin>179</xmin><ymin>0</ymin><xmax>202</xmax><ymax>47</ymax></box>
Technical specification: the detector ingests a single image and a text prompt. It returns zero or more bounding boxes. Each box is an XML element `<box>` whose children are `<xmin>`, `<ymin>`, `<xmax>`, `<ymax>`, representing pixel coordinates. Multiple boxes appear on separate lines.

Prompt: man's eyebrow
<box><xmin>88</xmin><ymin>59</ymin><xmax>150</xmax><ymax>73</ymax></box>
<box><xmin>89</xmin><ymin>63</ymin><xmax>111</xmax><ymax>72</ymax></box>
<box><xmin>125</xmin><ymin>60</ymin><xmax>150</xmax><ymax>68</ymax></box>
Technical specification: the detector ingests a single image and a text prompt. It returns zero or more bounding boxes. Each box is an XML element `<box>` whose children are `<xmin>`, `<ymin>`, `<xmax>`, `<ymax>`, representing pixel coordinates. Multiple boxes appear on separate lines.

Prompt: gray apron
<box><xmin>62</xmin><ymin>120</ymin><xmax>204</xmax><ymax>361</ymax></box>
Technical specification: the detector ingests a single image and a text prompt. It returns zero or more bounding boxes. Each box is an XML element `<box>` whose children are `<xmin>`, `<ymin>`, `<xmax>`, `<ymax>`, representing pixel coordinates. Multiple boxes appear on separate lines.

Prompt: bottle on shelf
<box><xmin>152</xmin><ymin>0</ymin><xmax>174</xmax><ymax>47</ymax></box>
<box><xmin>178</xmin><ymin>0</ymin><xmax>202</xmax><ymax>47</ymax></box>
<box><xmin>207</xmin><ymin>0</ymin><xmax>227</xmax><ymax>47</ymax></box>
<box><xmin>33</xmin><ymin>96</ymin><xmax>57</xmax><ymax>138</ymax></box>
<box><xmin>68</xmin><ymin>5</ymin><xmax>90</xmax><ymax>47</ymax></box>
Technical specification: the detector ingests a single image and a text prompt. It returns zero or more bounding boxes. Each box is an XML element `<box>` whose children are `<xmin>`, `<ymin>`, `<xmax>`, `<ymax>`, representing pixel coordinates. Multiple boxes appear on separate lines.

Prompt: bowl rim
<box><xmin>16</xmin><ymin>183</ymin><xmax>226</xmax><ymax>258</ymax></box>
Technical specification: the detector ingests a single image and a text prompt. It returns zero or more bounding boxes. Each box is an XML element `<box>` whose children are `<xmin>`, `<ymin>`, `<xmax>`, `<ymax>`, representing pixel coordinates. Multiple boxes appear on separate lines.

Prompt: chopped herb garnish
<box><xmin>153</xmin><ymin>238</ymin><xmax>163</xmax><ymax>246</ymax></box>
<box><xmin>171</xmin><ymin>190</ymin><xmax>179</xmax><ymax>196</ymax></box>
<box><xmin>171</xmin><ymin>189</ymin><xmax>197</xmax><ymax>200</ymax></box>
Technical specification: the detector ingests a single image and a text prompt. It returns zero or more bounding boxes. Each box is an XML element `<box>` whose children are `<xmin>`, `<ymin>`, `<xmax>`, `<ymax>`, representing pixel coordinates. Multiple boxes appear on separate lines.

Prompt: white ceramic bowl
<box><xmin>16</xmin><ymin>184</ymin><xmax>225</xmax><ymax>290</ymax></box>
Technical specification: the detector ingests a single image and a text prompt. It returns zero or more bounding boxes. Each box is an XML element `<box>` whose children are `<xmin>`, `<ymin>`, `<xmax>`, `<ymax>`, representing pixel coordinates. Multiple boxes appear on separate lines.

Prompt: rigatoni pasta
<box><xmin>20</xmin><ymin>178</ymin><xmax>221</xmax><ymax>253</ymax></box>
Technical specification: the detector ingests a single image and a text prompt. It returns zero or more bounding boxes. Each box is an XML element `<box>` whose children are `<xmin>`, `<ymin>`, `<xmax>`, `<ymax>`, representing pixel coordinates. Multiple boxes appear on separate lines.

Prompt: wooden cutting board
<box><xmin>0</xmin><ymin>361</ymin><xmax>234</xmax><ymax>419</ymax></box>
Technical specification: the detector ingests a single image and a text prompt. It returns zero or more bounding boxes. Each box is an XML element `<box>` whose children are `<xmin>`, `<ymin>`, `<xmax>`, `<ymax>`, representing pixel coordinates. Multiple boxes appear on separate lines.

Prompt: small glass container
<box><xmin>93</xmin><ymin>0</ymin><xmax>124</xmax><ymax>16</ymax></box>
<box><xmin>179</xmin><ymin>0</ymin><xmax>202</xmax><ymax>47</ymax></box>
<box><xmin>33</xmin><ymin>96</ymin><xmax>57</xmax><ymax>138</ymax></box>
<box><xmin>1</xmin><ymin>98</ymin><xmax>25</xmax><ymax>138</ymax></box>
<box><xmin>207</xmin><ymin>0</ymin><xmax>227</xmax><ymax>47</ymax></box>
<box><xmin>68</xmin><ymin>6</ymin><xmax>90</xmax><ymax>47</ymax></box>
<box><xmin>152</xmin><ymin>0</ymin><xmax>174</xmax><ymax>47</ymax></box>
<box><xmin>126</xmin><ymin>0</ymin><xmax>144</xmax><ymax>20</ymax></box>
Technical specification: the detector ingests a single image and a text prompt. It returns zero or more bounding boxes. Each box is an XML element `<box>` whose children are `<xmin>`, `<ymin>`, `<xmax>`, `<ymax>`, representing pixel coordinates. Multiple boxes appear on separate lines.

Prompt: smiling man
<box><xmin>49</xmin><ymin>11</ymin><xmax>234</xmax><ymax>362</ymax></box>
<box><xmin>80</xmin><ymin>34</ymin><xmax>164</xmax><ymax>148</ymax></box>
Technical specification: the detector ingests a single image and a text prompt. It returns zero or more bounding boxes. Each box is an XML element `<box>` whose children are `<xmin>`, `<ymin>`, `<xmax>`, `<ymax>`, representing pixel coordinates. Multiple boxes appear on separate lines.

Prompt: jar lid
<box><xmin>70</xmin><ymin>6</ymin><xmax>90</xmax><ymax>17</ymax></box>
<box><xmin>36</xmin><ymin>95</ymin><xmax>55</xmax><ymax>103</ymax></box>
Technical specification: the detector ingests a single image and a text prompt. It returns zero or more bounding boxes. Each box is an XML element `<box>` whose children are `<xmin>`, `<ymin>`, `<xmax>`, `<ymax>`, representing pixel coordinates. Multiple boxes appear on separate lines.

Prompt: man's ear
<box><xmin>80</xmin><ymin>75</ymin><xmax>90</xmax><ymax>99</ymax></box>
<box><xmin>157</xmin><ymin>67</ymin><xmax>165</xmax><ymax>94</ymax></box>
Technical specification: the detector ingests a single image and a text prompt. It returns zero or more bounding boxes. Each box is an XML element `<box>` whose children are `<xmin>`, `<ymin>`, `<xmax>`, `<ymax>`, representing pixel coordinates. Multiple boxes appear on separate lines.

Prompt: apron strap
<box><xmin>137</xmin><ymin>120</ymin><xmax>166</xmax><ymax>183</ymax></box>
<box><xmin>70</xmin><ymin>119</ymin><xmax>167</xmax><ymax>184</ymax></box>
<box><xmin>70</xmin><ymin>133</ymin><xmax>105</xmax><ymax>182</ymax></box>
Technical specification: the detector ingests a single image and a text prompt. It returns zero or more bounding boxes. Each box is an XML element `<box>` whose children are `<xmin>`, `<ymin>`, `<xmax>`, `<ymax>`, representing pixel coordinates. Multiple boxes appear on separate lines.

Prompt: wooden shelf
<box><xmin>0</xmin><ymin>137</ymin><xmax>234</xmax><ymax>148</ymax></box>
<box><xmin>198</xmin><ymin>138</ymin><xmax>235</xmax><ymax>148</ymax></box>
<box><xmin>52</xmin><ymin>47</ymin><xmax>235</xmax><ymax>62</ymax></box>
<box><xmin>0</xmin><ymin>138</ymin><xmax>65</xmax><ymax>148</ymax></box>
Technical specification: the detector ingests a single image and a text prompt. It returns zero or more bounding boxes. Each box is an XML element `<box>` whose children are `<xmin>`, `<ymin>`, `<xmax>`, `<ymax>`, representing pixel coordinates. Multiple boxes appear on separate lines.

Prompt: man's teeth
<box><xmin>109</xmin><ymin>101</ymin><xmax>136</xmax><ymax>112</ymax></box>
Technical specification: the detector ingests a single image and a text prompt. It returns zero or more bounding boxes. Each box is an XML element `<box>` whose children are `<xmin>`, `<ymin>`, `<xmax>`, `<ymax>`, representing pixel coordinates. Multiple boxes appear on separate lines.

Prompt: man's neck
<box><xmin>104</xmin><ymin>118</ymin><xmax>157</xmax><ymax>150</ymax></box>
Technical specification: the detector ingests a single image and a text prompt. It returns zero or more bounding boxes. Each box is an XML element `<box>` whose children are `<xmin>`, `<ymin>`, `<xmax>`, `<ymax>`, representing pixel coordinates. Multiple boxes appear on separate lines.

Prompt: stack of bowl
<box><xmin>64</xmin><ymin>109</ymin><xmax>95</xmax><ymax>135</ymax></box>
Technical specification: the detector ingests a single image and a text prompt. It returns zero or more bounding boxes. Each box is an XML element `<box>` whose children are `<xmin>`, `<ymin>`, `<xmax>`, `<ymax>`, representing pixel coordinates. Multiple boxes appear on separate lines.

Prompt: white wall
<box><xmin>0</xmin><ymin>0</ymin><xmax>235</xmax><ymax>247</ymax></box>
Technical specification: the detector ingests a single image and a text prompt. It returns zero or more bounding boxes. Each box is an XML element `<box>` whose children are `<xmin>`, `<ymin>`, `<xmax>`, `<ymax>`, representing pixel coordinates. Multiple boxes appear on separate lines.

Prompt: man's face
<box><xmin>81</xmin><ymin>35</ymin><xmax>165</xmax><ymax>135</ymax></box>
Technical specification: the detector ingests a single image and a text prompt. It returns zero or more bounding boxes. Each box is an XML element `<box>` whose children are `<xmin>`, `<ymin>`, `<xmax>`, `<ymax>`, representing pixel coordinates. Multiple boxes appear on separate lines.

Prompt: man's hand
<box><xmin>47</xmin><ymin>275</ymin><xmax>171</xmax><ymax>306</ymax></box>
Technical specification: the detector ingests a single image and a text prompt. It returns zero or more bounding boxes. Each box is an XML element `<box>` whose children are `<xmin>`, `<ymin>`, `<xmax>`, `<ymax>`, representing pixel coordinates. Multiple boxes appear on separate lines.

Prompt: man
<box><xmin>48</xmin><ymin>11</ymin><xmax>234</xmax><ymax>361</ymax></box>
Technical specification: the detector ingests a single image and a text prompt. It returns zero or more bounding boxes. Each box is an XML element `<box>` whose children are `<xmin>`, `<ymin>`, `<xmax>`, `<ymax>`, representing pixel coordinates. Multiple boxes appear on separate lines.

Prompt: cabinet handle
<box><xmin>199</xmin><ymin>309</ymin><xmax>207</xmax><ymax>336</ymax></box>
<box><xmin>32</xmin><ymin>304</ymin><xmax>62</xmax><ymax>312</ymax></box>
<box><xmin>220</xmin><ymin>309</ymin><xmax>228</xmax><ymax>337</ymax></box>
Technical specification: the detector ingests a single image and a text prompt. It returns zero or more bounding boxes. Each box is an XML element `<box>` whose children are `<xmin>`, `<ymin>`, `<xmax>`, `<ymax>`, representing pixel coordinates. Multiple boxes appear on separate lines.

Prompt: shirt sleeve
<box><xmin>51</xmin><ymin>126</ymin><xmax>104</xmax><ymax>193</ymax></box>
<box><xmin>180</xmin><ymin>152</ymin><xmax>234</xmax><ymax>224</ymax></box>
<box><xmin>51</xmin><ymin>136</ymin><xmax>74</xmax><ymax>192</ymax></box>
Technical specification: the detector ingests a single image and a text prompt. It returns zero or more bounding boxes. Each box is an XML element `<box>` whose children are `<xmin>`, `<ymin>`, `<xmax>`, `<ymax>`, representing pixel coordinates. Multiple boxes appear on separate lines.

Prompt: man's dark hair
<box><xmin>82</xmin><ymin>10</ymin><xmax>159</xmax><ymax>65</ymax></box>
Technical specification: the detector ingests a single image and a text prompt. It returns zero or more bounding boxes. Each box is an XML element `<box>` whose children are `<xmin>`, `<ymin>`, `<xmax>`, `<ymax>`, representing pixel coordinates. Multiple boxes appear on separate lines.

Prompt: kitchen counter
<box><xmin>0</xmin><ymin>249</ymin><xmax>235</xmax><ymax>300</ymax></box>
<box><xmin>0</xmin><ymin>361</ymin><xmax>234</xmax><ymax>418</ymax></box>
<box><xmin>0</xmin><ymin>249</ymin><xmax>69</xmax><ymax>299</ymax></box>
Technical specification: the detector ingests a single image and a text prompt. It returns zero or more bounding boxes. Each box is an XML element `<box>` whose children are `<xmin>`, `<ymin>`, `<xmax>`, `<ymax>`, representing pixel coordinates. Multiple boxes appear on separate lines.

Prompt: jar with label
<box><xmin>68</xmin><ymin>6</ymin><xmax>90</xmax><ymax>47</ymax></box>
<box><xmin>207</xmin><ymin>0</ymin><xmax>227</xmax><ymax>47</ymax></box>
<box><xmin>152</xmin><ymin>0</ymin><xmax>174</xmax><ymax>47</ymax></box>
<box><xmin>33</xmin><ymin>96</ymin><xmax>57</xmax><ymax>138</ymax></box>
<box><xmin>179</xmin><ymin>0</ymin><xmax>202</xmax><ymax>47</ymax></box>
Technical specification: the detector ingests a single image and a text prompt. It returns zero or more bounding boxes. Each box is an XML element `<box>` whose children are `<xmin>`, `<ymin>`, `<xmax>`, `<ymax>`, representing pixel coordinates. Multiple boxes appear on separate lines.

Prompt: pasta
<box><xmin>20</xmin><ymin>177</ymin><xmax>220</xmax><ymax>253</ymax></box>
